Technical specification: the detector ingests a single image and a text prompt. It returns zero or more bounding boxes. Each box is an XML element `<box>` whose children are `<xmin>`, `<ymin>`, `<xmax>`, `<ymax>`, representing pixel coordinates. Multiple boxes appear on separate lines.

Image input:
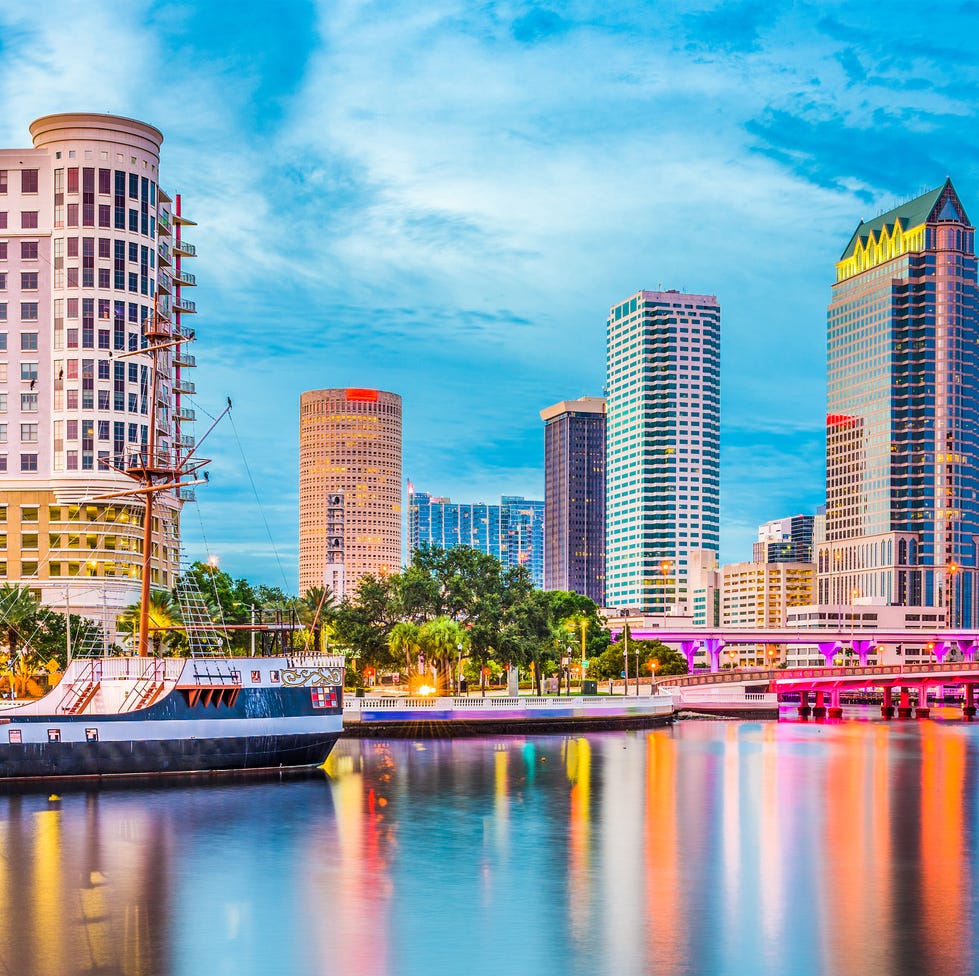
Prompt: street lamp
<box><xmin>578</xmin><ymin>618</ymin><xmax>588</xmax><ymax>695</ymax></box>
<box><xmin>622</xmin><ymin>608</ymin><xmax>631</xmax><ymax>696</ymax></box>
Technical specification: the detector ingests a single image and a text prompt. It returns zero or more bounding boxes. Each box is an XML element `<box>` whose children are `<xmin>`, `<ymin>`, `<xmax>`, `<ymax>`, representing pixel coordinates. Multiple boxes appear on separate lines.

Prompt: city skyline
<box><xmin>2</xmin><ymin>2</ymin><xmax>977</xmax><ymax>589</ymax></box>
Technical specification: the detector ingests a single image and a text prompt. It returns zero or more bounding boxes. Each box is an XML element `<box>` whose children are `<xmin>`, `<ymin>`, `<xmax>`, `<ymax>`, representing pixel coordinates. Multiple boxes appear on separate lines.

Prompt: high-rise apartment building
<box><xmin>299</xmin><ymin>388</ymin><xmax>402</xmax><ymax>598</ymax></box>
<box><xmin>407</xmin><ymin>487</ymin><xmax>545</xmax><ymax>586</ymax></box>
<box><xmin>753</xmin><ymin>514</ymin><xmax>815</xmax><ymax>563</ymax></box>
<box><xmin>0</xmin><ymin>113</ymin><xmax>197</xmax><ymax>629</ymax></box>
<box><xmin>816</xmin><ymin>180</ymin><xmax>979</xmax><ymax>626</ymax></box>
<box><xmin>605</xmin><ymin>289</ymin><xmax>720</xmax><ymax>612</ymax></box>
<box><xmin>540</xmin><ymin>397</ymin><xmax>605</xmax><ymax>604</ymax></box>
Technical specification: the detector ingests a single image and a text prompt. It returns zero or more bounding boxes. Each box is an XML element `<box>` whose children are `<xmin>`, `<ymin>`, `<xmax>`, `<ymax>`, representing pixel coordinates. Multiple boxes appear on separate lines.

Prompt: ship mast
<box><xmin>98</xmin><ymin>298</ymin><xmax>214</xmax><ymax>656</ymax></box>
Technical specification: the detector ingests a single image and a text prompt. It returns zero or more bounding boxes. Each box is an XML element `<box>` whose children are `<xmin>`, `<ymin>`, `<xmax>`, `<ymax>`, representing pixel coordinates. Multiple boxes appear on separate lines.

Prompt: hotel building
<box><xmin>605</xmin><ymin>289</ymin><xmax>720</xmax><ymax>613</ymax></box>
<box><xmin>816</xmin><ymin>180</ymin><xmax>979</xmax><ymax>627</ymax></box>
<box><xmin>299</xmin><ymin>388</ymin><xmax>402</xmax><ymax>598</ymax></box>
<box><xmin>0</xmin><ymin>113</ymin><xmax>197</xmax><ymax>630</ymax></box>
<box><xmin>753</xmin><ymin>514</ymin><xmax>815</xmax><ymax>564</ymax></box>
<box><xmin>540</xmin><ymin>396</ymin><xmax>605</xmax><ymax>604</ymax></box>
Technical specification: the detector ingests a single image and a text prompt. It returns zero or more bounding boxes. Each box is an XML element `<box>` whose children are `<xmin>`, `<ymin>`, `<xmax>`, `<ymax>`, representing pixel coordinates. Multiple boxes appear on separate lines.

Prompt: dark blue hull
<box><xmin>0</xmin><ymin>730</ymin><xmax>341</xmax><ymax>781</ymax></box>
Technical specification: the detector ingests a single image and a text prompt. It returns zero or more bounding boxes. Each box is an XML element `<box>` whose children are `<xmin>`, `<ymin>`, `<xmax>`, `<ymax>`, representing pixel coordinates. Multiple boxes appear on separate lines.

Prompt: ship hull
<box><xmin>0</xmin><ymin>655</ymin><xmax>345</xmax><ymax>782</ymax></box>
<box><xmin>0</xmin><ymin>730</ymin><xmax>341</xmax><ymax>781</ymax></box>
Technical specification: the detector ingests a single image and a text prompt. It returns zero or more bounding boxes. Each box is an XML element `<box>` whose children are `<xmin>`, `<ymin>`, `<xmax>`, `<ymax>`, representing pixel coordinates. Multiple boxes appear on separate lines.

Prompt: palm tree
<box><xmin>118</xmin><ymin>590</ymin><xmax>183</xmax><ymax>656</ymax></box>
<box><xmin>388</xmin><ymin>621</ymin><xmax>421</xmax><ymax>677</ymax></box>
<box><xmin>301</xmin><ymin>587</ymin><xmax>337</xmax><ymax>653</ymax></box>
<box><xmin>418</xmin><ymin>617</ymin><xmax>469</xmax><ymax>694</ymax></box>
<box><xmin>0</xmin><ymin>583</ymin><xmax>41</xmax><ymax>660</ymax></box>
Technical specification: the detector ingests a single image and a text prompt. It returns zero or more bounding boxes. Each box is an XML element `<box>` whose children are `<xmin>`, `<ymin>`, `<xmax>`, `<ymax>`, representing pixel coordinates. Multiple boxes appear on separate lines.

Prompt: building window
<box><xmin>21</xmin><ymin>394</ymin><xmax>37</xmax><ymax>412</ymax></box>
<box><xmin>20</xmin><ymin>272</ymin><xmax>38</xmax><ymax>290</ymax></box>
<box><xmin>20</xmin><ymin>170</ymin><xmax>38</xmax><ymax>194</ymax></box>
<box><xmin>20</xmin><ymin>424</ymin><xmax>37</xmax><ymax>443</ymax></box>
<box><xmin>20</xmin><ymin>333</ymin><xmax>37</xmax><ymax>351</ymax></box>
<box><xmin>20</xmin><ymin>212</ymin><xmax>38</xmax><ymax>229</ymax></box>
<box><xmin>20</xmin><ymin>241</ymin><xmax>38</xmax><ymax>260</ymax></box>
<box><xmin>20</xmin><ymin>303</ymin><xmax>38</xmax><ymax>321</ymax></box>
<box><xmin>20</xmin><ymin>454</ymin><xmax>37</xmax><ymax>472</ymax></box>
<box><xmin>20</xmin><ymin>363</ymin><xmax>37</xmax><ymax>383</ymax></box>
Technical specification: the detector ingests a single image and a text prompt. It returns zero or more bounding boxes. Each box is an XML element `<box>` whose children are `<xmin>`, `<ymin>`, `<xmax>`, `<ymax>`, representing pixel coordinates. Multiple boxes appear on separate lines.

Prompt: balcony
<box><xmin>158</xmin><ymin>242</ymin><xmax>172</xmax><ymax>266</ymax></box>
<box><xmin>175</xmin><ymin>379</ymin><xmax>196</xmax><ymax>395</ymax></box>
<box><xmin>174</xmin><ymin>297</ymin><xmax>196</xmax><ymax>314</ymax></box>
<box><xmin>156</xmin><ymin>273</ymin><xmax>172</xmax><ymax>295</ymax></box>
<box><xmin>178</xmin><ymin>434</ymin><xmax>196</xmax><ymax>449</ymax></box>
<box><xmin>174</xmin><ymin>351</ymin><xmax>196</xmax><ymax>368</ymax></box>
<box><xmin>173</xmin><ymin>213</ymin><xmax>197</xmax><ymax>227</ymax></box>
<box><xmin>173</xmin><ymin>239</ymin><xmax>196</xmax><ymax>258</ymax></box>
<box><xmin>179</xmin><ymin>487</ymin><xmax>196</xmax><ymax>502</ymax></box>
<box><xmin>174</xmin><ymin>270</ymin><xmax>196</xmax><ymax>287</ymax></box>
<box><xmin>176</xmin><ymin>406</ymin><xmax>196</xmax><ymax>423</ymax></box>
<box><xmin>158</xmin><ymin>212</ymin><xmax>172</xmax><ymax>237</ymax></box>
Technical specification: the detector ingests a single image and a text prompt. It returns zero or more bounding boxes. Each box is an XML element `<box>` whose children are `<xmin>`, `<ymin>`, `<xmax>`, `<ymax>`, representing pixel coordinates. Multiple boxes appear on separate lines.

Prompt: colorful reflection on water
<box><xmin>2</xmin><ymin>720</ymin><xmax>979</xmax><ymax>975</ymax></box>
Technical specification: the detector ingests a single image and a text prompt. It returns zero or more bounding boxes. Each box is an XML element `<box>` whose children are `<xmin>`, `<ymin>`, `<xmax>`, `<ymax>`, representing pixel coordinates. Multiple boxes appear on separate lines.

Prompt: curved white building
<box><xmin>0</xmin><ymin>113</ymin><xmax>197</xmax><ymax>631</ymax></box>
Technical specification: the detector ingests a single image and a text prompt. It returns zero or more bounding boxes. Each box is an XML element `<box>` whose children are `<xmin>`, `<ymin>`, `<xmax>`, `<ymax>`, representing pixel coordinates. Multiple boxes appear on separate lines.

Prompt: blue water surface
<box><xmin>0</xmin><ymin>717</ymin><xmax>976</xmax><ymax>976</ymax></box>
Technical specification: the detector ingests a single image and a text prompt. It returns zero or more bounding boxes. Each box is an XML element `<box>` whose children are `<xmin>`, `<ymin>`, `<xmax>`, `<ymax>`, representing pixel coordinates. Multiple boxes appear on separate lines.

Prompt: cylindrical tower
<box><xmin>299</xmin><ymin>388</ymin><xmax>402</xmax><ymax>598</ymax></box>
<box><xmin>0</xmin><ymin>113</ymin><xmax>197</xmax><ymax>635</ymax></box>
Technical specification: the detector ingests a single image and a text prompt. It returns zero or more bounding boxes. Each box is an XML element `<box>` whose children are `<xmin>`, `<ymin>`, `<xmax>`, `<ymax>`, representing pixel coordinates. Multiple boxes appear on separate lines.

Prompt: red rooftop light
<box><xmin>346</xmin><ymin>388</ymin><xmax>378</xmax><ymax>402</ymax></box>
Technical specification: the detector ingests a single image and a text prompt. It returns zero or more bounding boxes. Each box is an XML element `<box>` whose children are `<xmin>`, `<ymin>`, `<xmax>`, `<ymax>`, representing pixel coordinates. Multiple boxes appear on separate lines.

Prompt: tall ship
<box><xmin>0</xmin><ymin>114</ymin><xmax>344</xmax><ymax>780</ymax></box>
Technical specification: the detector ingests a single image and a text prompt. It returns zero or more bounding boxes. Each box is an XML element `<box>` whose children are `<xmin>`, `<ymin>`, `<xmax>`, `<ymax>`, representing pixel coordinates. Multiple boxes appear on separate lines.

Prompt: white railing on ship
<box><xmin>88</xmin><ymin>658</ymin><xmax>184</xmax><ymax>681</ymax></box>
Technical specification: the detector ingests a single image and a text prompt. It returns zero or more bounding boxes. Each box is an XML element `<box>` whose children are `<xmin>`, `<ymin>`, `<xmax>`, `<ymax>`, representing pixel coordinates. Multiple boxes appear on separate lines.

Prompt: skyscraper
<box><xmin>540</xmin><ymin>396</ymin><xmax>605</xmax><ymax>604</ymax></box>
<box><xmin>605</xmin><ymin>289</ymin><xmax>721</xmax><ymax>613</ymax></box>
<box><xmin>406</xmin><ymin>487</ymin><xmax>545</xmax><ymax>587</ymax></box>
<box><xmin>817</xmin><ymin>180</ymin><xmax>979</xmax><ymax>626</ymax></box>
<box><xmin>753</xmin><ymin>514</ymin><xmax>815</xmax><ymax>564</ymax></box>
<box><xmin>0</xmin><ymin>113</ymin><xmax>196</xmax><ymax>629</ymax></box>
<box><xmin>299</xmin><ymin>388</ymin><xmax>402</xmax><ymax>598</ymax></box>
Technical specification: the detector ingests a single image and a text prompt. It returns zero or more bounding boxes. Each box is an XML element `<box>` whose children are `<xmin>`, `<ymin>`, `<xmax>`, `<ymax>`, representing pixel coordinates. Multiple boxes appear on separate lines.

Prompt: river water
<box><xmin>1</xmin><ymin>714</ymin><xmax>977</xmax><ymax>976</ymax></box>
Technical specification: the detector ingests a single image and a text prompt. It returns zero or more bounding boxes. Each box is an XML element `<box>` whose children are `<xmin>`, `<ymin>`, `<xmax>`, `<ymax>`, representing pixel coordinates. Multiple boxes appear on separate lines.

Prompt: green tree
<box><xmin>0</xmin><ymin>584</ymin><xmax>41</xmax><ymax>659</ymax></box>
<box><xmin>176</xmin><ymin>561</ymin><xmax>259</xmax><ymax>652</ymax></box>
<box><xmin>388</xmin><ymin>621</ymin><xmax>421</xmax><ymax>674</ymax></box>
<box><xmin>118</xmin><ymin>590</ymin><xmax>184</xmax><ymax>656</ymax></box>
<box><xmin>418</xmin><ymin>616</ymin><xmax>469</xmax><ymax>693</ymax></box>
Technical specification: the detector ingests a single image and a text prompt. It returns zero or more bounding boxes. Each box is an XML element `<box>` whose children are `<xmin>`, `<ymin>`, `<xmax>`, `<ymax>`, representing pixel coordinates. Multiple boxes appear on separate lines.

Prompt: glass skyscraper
<box><xmin>407</xmin><ymin>486</ymin><xmax>545</xmax><ymax>587</ymax></box>
<box><xmin>816</xmin><ymin>180</ymin><xmax>979</xmax><ymax>627</ymax></box>
<box><xmin>605</xmin><ymin>290</ymin><xmax>721</xmax><ymax>613</ymax></box>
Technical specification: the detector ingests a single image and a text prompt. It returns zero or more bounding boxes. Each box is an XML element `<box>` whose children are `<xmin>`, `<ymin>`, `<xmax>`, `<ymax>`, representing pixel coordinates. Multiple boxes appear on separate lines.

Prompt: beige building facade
<box><xmin>299</xmin><ymin>388</ymin><xmax>402</xmax><ymax>598</ymax></box>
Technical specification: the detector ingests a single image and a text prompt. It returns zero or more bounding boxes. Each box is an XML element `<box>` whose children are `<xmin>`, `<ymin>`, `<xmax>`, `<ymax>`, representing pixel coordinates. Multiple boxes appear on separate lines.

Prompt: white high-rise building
<box><xmin>0</xmin><ymin>114</ymin><xmax>197</xmax><ymax>630</ymax></box>
<box><xmin>605</xmin><ymin>289</ymin><xmax>720</xmax><ymax>612</ymax></box>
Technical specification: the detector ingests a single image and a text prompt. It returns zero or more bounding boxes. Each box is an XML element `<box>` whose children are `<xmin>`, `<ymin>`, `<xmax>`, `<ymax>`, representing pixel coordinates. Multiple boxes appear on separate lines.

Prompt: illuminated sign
<box><xmin>346</xmin><ymin>389</ymin><xmax>379</xmax><ymax>402</ymax></box>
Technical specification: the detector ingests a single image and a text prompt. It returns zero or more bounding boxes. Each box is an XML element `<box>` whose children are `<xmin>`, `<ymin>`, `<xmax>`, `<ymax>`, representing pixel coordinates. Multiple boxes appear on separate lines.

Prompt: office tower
<box><xmin>407</xmin><ymin>487</ymin><xmax>545</xmax><ymax>586</ymax></box>
<box><xmin>721</xmin><ymin>561</ymin><xmax>816</xmax><ymax>666</ymax></box>
<box><xmin>817</xmin><ymin>180</ymin><xmax>979</xmax><ymax>626</ymax></box>
<box><xmin>407</xmin><ymin>487</ymin><xmax>503</xmax><ymax>558</ymax></box>
<box><xmin>605</xmin><ymin>289</ymin><xmax>721</xmax><ymax>613</ymax></box>
<box><xmin>753</xmin><ymin>514</ymin><xmax>815</xmax><ymax>563</ymax></box>
<box><xmin>540</xmin><ymin>396</ymin><xmax>606</xmax><ymax>604</ymax></box>
<box><xmin>299</xmin><ymin>388</ymin><xmax>402</xmax><ymax>598</ymax></box>
<box><xmin>501</xmin><ymin>495</ymin><xmax>545</xmax><ymax>588</ymax></box>
<box><xmin>0</xmin><ymin>113</ymin><xmax>197</xmax><ymax>628</ymax></box>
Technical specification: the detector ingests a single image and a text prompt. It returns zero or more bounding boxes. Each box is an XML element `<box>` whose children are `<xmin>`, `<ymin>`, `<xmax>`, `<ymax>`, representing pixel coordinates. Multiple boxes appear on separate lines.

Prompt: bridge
<box><xmin>614</xmin><ymin>627</ymin><xmax>979</xmax><ymax>671</ymax></box>
<box><xmin>656</xmin><ymin>657</ymin><xmax>979</xmax><ymax>720</ymax></box>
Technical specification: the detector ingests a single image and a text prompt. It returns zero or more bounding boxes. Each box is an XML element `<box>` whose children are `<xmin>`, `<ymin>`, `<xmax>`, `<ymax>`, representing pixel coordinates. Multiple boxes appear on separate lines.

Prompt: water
<box><xmin>1</xmin><ymin>716</ymin><xmax>978</xmax><ymax>976</ymax></box>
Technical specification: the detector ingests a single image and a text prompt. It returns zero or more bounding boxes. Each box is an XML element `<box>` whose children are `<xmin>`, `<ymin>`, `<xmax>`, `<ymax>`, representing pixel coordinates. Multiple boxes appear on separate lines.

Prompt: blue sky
<box><xmin>2</xmin><ymin>0</ymin><xmax>978</xmax><ymax>591</ymax></box>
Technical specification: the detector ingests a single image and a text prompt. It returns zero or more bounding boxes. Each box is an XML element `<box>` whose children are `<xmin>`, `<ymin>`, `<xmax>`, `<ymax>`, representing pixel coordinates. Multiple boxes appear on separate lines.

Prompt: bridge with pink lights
<box><xmin>615</xmin><ymin>627</ymin><xmax>979</xmax><ymax>671</ymax></box>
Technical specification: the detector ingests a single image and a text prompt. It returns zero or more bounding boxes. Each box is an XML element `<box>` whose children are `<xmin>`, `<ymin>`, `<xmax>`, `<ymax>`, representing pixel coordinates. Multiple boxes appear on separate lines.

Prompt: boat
<box><xmin>0</xmin><ymin>303</ymin><xmax>345</xmax><ymax>781</ymax></box>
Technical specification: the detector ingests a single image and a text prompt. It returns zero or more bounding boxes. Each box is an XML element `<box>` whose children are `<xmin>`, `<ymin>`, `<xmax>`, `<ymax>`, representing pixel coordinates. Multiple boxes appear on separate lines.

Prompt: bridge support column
<box><xmin>881</xmin><ymin>686</ymin><xmax>894</xmax><ymax>719</ymax></box>
<box><xmin>916</xmin><ymin>684</ymin><xmax>930</xmax><ymax>719</ymax></box>
<box><xmin>705</xmin><ymin>639</ymin><xmax>724</xmax><ymax>674</ymax></box>
<box><xmin>680</xmin><ymin>641</ymin><xmax>698</xmax><ymax>674</ymax></box>
<box><xmin>818</xmin><ymin>642</ymin><xmax>840</xmax><ymax>668</ymax></box>
<box><xmin>798</xmin><ymin>689</ymin><xmax>811</xmax><ymax>719</ymax></box>
<box><xmin>852</xmin><ymin>639</ymin><xmax>876</xmax><ymax>667</ymax></box>
<box><xmin>931</xmin><ymin>641</ymin><xmax>948</xmax><ymax>664</ymax></box>
<box><xmin>958</xmin><ymin>640</ymin><xmax>978</xmax><ymax>663</ymax></box>
<box><xmin>964</xmin><ymin>684</ymin><xmax>977</xmax><ymax>719</ymax></box>
<box><xmin>897</xmin><ymin>687</ymin><xmax>913</xmax><ymax>719</ymax></box>
<box><xmin>812</xmin><ymin>690</ymin><xmax>827</xmax><ymax>719</ymax></box>
<box><xmin>828</xmin><ymin>687</ymin><xmax>843</xmax><ymax>719</ymax></box>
